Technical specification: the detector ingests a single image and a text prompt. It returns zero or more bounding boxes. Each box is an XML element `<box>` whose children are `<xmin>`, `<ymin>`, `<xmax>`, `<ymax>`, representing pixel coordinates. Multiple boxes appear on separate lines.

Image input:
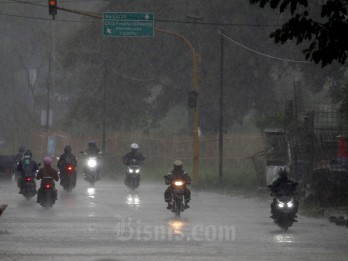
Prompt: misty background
<box><xmin>0</xmin><ymin>1</ymin><xmax>347</xmax><ymax>182</ymax></box>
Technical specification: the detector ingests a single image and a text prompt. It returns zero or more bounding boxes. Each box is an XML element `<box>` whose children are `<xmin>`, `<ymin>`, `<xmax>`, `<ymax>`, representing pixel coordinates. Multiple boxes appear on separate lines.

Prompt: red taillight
<box><xmin>67</xmin><ymin>166</ymin><xmax>73</xmax><ymax>171</ymax></box>
<box><xmin>26</xmin><ymin>177</ymin><xmax>31</xmax><ymax>181</ymax></box>
<box><xmin>45</xmin><ymin>184</ymin><xmax>51</xmax><ymax>189</ymax></box>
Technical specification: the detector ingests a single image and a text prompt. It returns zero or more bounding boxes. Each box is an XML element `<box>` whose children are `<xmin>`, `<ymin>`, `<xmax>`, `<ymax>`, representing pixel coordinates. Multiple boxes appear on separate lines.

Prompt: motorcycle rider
<box><xmin>85</xmin><ymin>141</ymin><xmax>101</xmax><ymax>156</ymax></box>
<box><xmin>122</xmin><ymin>143</ymin><xmax>145</xmax><ymax>165</ymax></box>
<box><xmin>269</xmin><ymin>166</ymin><xmax>298</xmax><ymax>219</ymax></box>
<box><xmin>16</xmin><ymin>150</ymin><xmax>39</xmax><ymax>194</ymax></box>
<box><xmin>36</xmin><ymin>156</ymin><xmax>59</xmax><ymax>202</ymax></box>
<box><xmin>57</xmin><ymin>145</ymin><xmax>77</xmax><ymax>185</ymax></box>
<box><xmin>83</xmin><ymin>141</ymin><xmax>102</xmax><ymax>180</ymax></box>
<box><xmin>122</xmin><ymin>143</ymin><xmax>145</xmax><ymax>186</ymax></box>
<box><xmin>13</xmin><ymin>146</ymin><xmax>25</xmax><ymax>164</ymax></box>
<box><xmin>164</xmin><ymin>160</ymin><xmax>191</xmax><ymax>209</ymax></box>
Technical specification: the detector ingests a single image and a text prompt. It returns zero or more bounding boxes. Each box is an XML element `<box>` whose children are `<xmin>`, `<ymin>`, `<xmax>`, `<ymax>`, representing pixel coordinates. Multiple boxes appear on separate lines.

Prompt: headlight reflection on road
<box><xmin>127</xmin><ymin>194</ymin><xmax>141</xmax><ymax>207</ymax></box>
<box><xmin>87</xmin><ymin>187</ymin><xmax>95</xmax><ymax>199</ymax></box>
<box><xmin>87</xmin><ymin>187</ymin><xmax>96</xmax><ymax>217</ymax></box>
<box><xmin>274</xmin><ymin>234</ymin><xmax>294</xmax><ymax>243</ymax></box>
<box><xmin>168</xmin><ymin>220</ymin><xmax>186</xmax><ymax>235</ymax></box>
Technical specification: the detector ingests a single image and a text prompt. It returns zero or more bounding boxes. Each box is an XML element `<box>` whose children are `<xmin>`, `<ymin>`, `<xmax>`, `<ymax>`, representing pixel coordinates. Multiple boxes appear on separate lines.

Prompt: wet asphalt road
<box><xmin>0</xmin><ymin>178</ymin><xmax>348</xmax><ymax>261</ymax></box>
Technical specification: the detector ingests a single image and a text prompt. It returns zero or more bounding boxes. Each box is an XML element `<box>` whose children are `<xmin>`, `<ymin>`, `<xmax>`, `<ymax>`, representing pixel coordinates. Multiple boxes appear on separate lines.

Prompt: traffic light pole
<box><xmin>155</xmin><ymin>28</ymin><xmax>201</xmax><ymax>185</ymax></box>
<box><xmin>46</xmin><ymin>16</ymin><xmax>55</xmax><ymax>132</ymax></box>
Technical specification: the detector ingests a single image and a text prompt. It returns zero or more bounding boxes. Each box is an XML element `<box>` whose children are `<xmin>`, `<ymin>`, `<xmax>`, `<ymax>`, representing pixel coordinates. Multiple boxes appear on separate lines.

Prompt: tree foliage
<box><xmin>250</xmin><ymin>0</ymin><xmax>348</xmax><ymax>67</ymax></box>
<box><xmin>58</xmin><ymin>0</ymin><xmax>344</xmax><ymax>135</ymax></box>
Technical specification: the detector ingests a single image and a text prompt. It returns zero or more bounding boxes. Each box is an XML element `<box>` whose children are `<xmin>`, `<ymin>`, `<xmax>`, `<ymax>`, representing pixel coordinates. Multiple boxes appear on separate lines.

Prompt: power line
<box><xmin>0</xmin><ymin>10</ymin><xmax>280</xmax><ymax>27</ymax></box>
<box><xmin>1</xmin><ymin>0</ymin><xmax>280</xmax><ymax>27</ymax></box>
<box><xmin>156</xmin><ymin>18</ymin><xmax>279</xmax><ymax>27</ymax></box>
<box><xmin>0</xmin><ymin>0</ymin><xmax>107</xmax><ymax>3</ymax></box>
<box><xmin>0</xmin><ymin>11</ymin><xmax>95</xmax><ymax>23</ymax></box>
<box><xmin>218</xmin><ymin>31</ymin><xmax>310</xmax><ymax>64</ymax></box>
<box><xmin>6</xmin><ymin>0</ymin><xmax>45</xmax><ymax>8</ymax></box>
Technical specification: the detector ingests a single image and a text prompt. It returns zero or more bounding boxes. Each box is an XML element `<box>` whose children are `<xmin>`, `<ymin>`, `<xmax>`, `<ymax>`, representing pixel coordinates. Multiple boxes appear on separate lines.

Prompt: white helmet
<box><xmin>130</xmin><ymin>143</ymin><xmax>139</xmax><ymax>150</ymax></box>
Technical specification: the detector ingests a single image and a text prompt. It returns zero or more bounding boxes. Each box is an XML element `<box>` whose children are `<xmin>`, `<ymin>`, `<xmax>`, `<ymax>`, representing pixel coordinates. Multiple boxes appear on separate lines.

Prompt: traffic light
<box><xmin>48</xmin><ymin>0</ymin><xmax>57</xmax><ymax>17</ymax></box>
<box><xmin>188</xmin><ymin>91</ymin><xmax>197</xmax><ymax>108</ymax></box>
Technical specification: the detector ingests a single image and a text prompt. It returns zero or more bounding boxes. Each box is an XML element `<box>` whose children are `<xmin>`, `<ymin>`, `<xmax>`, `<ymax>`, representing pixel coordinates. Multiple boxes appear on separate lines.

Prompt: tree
<box><xmin>249</xmin><ymin>0</ymin><xmax>348</xmax><ymax>67</ymax></box>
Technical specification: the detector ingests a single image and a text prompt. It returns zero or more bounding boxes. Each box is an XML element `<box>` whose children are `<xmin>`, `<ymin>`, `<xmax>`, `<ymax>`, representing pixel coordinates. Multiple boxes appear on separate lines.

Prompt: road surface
<box><xmin>0</xmin><ymin>178</ymin><xmax>347</xmax><ymax>260</ymax></box>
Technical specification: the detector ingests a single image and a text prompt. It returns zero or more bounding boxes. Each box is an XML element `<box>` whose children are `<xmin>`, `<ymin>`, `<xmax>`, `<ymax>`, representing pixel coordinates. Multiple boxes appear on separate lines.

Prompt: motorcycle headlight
<box><xmin>128</xmin><ymin>168</ymin><xmax>134</xmax><ymax>173</ymax></box>
<box><xmin>287</xmin><ymin>201</ymin><xmax>293</xmax><ymax>208</ymax></box>
<box><xmin>174</xmin><ymin>181</ymin><xmax>184</xmax><ymax>186</ymax></box>
<box><xmin>87</xmin><ymin>158</ymin><xmax>97</xmax><ymax>168</ymax></box>
<box><xmin>135</xmin><ymin>169</ymin><xmax>140</xmax><ymax>173</ymax></box>
<box><xmin>278</xmin><ymin>202</ymin><xmax>285</xmax><ymax>208</ymax></box>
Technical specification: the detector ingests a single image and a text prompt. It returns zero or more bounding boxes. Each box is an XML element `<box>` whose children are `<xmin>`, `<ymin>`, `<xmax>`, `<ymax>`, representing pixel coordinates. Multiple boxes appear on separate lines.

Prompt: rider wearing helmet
<box><xmin>85</xmin><ymin>141</ymin><xmax>101</xmax><ymax>156</ymax></box>
<box><xmin>122</xmin><ymin>143</ymin><xmax>145</xmax><ymax>166</ymax></box>
<box><xmin>14</xmin><ymin>146</ymin><xmax>25</xmax><ymax>162</ymax></box>
<box><xmin>57</xmin><ymin>145</ymin><xmax>77</xmax><ymax>185</ymax></box>
<box><xmin>164</xmin><ymin>160</ymin><xmax>191</xmax><ymax>209</ymax></box>
<box><xmin>36</xmin><ymin>157</ymin><xmax>59</xmax><ymax>202</ymax></box>
<box><xmin>269</xmin><ymin>165</ymin><xmax>298</xmax><ymax>219</ymax></box>
<box><xmin>122</xmin><ymin>143</ymin><xmax>145</xmax><ymax>186</ymax></box>
<box><xmin>269</xmin><ymin>166</ymin><xmax>297</xmax><ymax>196</ymax></box>
<box><xmin>83</xmin><ymin>141</ymin><xmax>102</xmax><ymax>180</ymax></box>
<box><xmin>37</xmin><ymin>157</ymin><xmax>59</xmax><ymax>181</ymax></box>
<box><xmin>57</xmin><ymin>146</ymin><xmax>77</xmax><ymax>169</ymax></box>
<box><xmin>16</xmin><ymin>150</ymin><xmax>39</xmax><ymax>194</ymax></box>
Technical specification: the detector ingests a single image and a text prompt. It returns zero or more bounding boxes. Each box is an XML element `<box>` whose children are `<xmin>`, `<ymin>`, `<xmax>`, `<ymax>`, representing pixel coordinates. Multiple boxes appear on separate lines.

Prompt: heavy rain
<box><xmin>1</xmin><ymin>0</ymin><xmax>348</xmax><ymax>260</ymax></box>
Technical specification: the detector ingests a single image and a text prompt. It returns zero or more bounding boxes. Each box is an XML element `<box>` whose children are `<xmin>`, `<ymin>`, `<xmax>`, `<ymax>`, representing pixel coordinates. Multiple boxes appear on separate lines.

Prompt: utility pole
<box><xmin>219</xmin><ymin>30</ymin><xmax>224</xmax><ymax>185</ymax></box>
<box><xmin>102</xmin><ymin>59</ymin><xmax>107</xmax><ymax>152</ymax></box>
<box><xmin>46</xmin><ymin>19</ymin><xmax>55</xmax><ymax>133</ymax></box>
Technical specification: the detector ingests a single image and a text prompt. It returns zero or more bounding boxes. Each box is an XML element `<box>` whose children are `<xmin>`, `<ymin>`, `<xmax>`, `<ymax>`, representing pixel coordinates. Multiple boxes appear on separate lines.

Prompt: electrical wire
<box><xmin>0</xmin><ymin>11</ymin><xmax>96</xmax><ymax>22</ymax></box>
<box><xmin>6</xmin><ymin>0</ymin><xmax>45</xmax><ymax>8</ymax></box>
<box><xmin>218</xmin><ymin>30</ymin><xmax>310</xmax><ymax>64</ymax></box>
<box><xmin>1</xmin><ymin>0</ymin><xmax>280</xmax><ymax>27</ymax></box>
<box><xmin>0</xmin><ymin>10</ymin><xmax>281</xmax><ymax>27</ymax></box>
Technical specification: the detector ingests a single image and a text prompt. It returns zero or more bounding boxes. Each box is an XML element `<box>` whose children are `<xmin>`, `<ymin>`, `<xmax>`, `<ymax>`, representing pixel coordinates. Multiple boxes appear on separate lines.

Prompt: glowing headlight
<box><xmin>135</xmin><ymin>169</ymin><xmax>140</xmax><ymax>173</ymax></box>
<box><xmin>174</xmin><ymin>181</ymin><xmax>184</xmax><ymax>186</ymax></box>
<box><xmin>287</xmin><ymin>201</ymin><xmax>293</xmax><ymax>208</ymax></box>
<box><xmin>87</xmin><ymin>158</ymin><xmax>97</xmax><ymax>168</ymax></box>
<box><xmin>278</xmin><ymin>202</ymin><xmax>285</xmax><ymax>208</ymax></box>
<box><xmin>128</xmin><ymin>168</ymin><xmax>134</xmax><ymax>173</ymax></box>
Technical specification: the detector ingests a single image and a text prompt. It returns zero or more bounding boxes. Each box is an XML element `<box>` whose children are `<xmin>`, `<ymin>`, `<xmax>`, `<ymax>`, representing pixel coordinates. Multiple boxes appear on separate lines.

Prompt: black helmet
<box><xmin>278</xmin><ymin>166</ymin><xmax>289</xmax><ymax>178</ymax></box>
<box><xmin>64</xmin><ymin>145</ymin><xmax>72</xmax><ymax>153</ymax></box>
<box><xmin>173</xmin><ymin>160</ymin><xmax>183</xmax><ymax>170</ymax></box>
<box><xmin>88</xmin><ymin>141</ymin><xmax>97</xmax><ymax>148</ymax></box>
<box><xmin>23</xmin><ymin>149</ymin><xmax>32</xmax><ymax>159</ymax></box>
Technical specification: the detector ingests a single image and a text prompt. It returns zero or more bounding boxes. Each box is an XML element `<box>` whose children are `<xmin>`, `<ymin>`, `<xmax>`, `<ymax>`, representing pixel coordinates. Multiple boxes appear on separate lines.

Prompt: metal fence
<box><xmin>28</xmin><ymin>131</ymin><xmax>265</xmax><ymax>178</ymax></box>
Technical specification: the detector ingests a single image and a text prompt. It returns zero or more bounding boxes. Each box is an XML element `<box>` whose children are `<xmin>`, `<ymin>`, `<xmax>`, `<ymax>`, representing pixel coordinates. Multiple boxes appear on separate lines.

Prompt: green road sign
<box><xmin>103</xmin><ymin>12</ymin><xmax>154</xmax><ymax>37</ymax></box>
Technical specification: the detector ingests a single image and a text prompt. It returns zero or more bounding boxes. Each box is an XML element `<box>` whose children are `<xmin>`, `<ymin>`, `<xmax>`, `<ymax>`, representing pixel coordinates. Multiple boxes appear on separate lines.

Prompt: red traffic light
<box><xmin>48</xmin><ymin>0</ymin><xmax>57</xmax><ymax>16</ymax></box>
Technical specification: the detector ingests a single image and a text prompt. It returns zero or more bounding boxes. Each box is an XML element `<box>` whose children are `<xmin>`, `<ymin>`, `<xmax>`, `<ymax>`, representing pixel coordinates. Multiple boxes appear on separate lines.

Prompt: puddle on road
<box><xmin>87</xmin><ymin>187</ymin><xmax>96</xmax><ymax>199</ymax></box>
<box><xmin>126</xmin><ymin>194</ymin><xmax>141</xmax><ymax>209</ymax></box>
<box><xmin>273</xmin><ymin>234</ymin><xmax>294</xmax><ymax>243</ymax></box>
<box><xmin>87</xmin><ymin>187</ymin><xmax>96</xmax><ymax>217</ymax></box>
<box><xmin>168</xmin><ymin>219</ymin><xmax>186</xmax><ymax>235</ymax></box>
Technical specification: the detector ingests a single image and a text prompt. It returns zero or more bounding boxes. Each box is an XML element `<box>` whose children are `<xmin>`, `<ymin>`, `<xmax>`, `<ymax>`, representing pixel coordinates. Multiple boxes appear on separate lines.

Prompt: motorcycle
<box><xmin>37</xmin><ymin>177</ymin><xmax>57</xmax><ymax>208</ymax></box>
<box><xmin>169</xmin><ymin>179</ymin><xmax>187</xmax><ymax>217</ymax></box>
<box><xmin>59</xmin><ymin>164</ymin><xmax>76</xmax><ymax>192</ymax></box>
<box><xmin>81</xmin><ymin>152</ymin><xmax>102</xmax><ymax>186</ymax></box>
<box><xmin>20</xmin><ymin>176</ymin><xmax>37</xmax><ymax>200</ymax></box>
<box><xmin>269</xmin><ymin>184</ymin><xmax>299</xmax><ymax>230</ymax></box>
<box><xmin>125</xmin><ymin>159</ymin><xmax>141</xmax><ymax>190</ymax></box>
